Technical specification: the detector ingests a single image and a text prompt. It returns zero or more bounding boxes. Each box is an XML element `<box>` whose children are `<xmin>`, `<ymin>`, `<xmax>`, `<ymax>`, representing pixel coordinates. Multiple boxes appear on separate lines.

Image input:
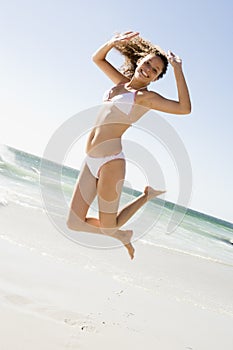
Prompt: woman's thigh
<box><xmin>69</xmin><ymin>163</ymin><xmax>97</xmax><ymax>221</ymax></box>
<box><xmin>97</xmin><ymin>159</ymin><xmax>125</xmax><ymax>227</ymax></box>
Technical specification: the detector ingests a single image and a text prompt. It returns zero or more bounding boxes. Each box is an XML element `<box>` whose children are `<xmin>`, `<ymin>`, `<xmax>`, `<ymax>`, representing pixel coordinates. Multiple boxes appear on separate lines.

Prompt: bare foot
<box><xmin>113</xmin><ymin>230</ymin><xmax>135</xmax><ymax>260</ymax></box>
<box><xmin>124</xmin><ymin>241</ymin><xmax>135</xmax><ymax>260</ymax></box>
<box><xmin>144</xmin><ymin>186</ymin><xmax>166</xmax><ymax>201</ymax></box>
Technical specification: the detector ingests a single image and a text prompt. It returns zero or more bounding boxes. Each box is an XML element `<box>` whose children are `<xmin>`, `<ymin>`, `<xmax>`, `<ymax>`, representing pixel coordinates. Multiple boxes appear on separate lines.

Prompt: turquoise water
<box><xmin>0</xmin><ymin>144</ymin><xmax>233</xmax><ymax>266</ymax></box>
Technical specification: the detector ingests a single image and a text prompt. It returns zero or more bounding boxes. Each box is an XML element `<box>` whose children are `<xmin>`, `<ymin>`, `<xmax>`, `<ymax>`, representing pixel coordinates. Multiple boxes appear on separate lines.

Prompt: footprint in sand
<box><xmin>0</xmin><ymin>199</ymin><xmax>8</xmax><ymax>206</ymax></box>
<box><xmin>50</xmin><ymin>310</ymin><xmax>98</xmax><ymax>333</ymax></box>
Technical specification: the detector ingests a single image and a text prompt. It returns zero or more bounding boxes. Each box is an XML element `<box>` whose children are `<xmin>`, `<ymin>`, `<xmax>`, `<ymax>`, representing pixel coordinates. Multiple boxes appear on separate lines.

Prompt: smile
<box><xmin>140</xmin><ymin>69</ymin><xmax>149</xmax><ymax>78</ymax></box>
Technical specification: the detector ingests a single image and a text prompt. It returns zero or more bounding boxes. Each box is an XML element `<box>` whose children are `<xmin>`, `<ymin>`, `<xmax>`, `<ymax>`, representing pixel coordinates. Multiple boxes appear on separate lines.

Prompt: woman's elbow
<box><xmin>180</xmin><ymin>104</ymin><xmax>192</xmax><ymax>115</ymax></box>
<box><xmin>184</xmin><ymin>107</ymin><xmax>192</xmax><ymax>115</ymax></box>
<box><xmin>92</xmin><ymin>54</ymin><xmax>98</xmax><ymax>62</ymax></box>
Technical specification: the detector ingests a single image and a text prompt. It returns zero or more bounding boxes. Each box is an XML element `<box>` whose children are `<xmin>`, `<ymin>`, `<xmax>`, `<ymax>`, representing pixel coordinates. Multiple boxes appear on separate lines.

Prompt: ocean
<box><xmin>0</xmin><ymin>144</ymin><xmax>233</xmax><ymax>267</ymax></box>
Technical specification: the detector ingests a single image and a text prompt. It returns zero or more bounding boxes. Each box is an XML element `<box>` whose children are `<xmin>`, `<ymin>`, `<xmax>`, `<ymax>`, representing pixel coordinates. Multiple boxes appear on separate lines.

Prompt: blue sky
<box><xmin>0</xmin><ymin>0</ymin><xmax>232</xmax><ymax>223</ymax></box>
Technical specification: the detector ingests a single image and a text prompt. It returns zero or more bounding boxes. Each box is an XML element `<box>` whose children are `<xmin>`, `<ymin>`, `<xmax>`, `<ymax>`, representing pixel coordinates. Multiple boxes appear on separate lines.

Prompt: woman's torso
<box><xmin>86</xmin><ymin>84</ymin><xmax>148</xmax><ymax>157</ymax></box>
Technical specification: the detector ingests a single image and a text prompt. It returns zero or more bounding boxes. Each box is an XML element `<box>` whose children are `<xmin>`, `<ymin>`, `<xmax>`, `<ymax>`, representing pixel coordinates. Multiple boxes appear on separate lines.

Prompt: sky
<box><xmin>0</xmin><ymin>0</ymin><xmax>233</xmax><ymax>223</ymax></box>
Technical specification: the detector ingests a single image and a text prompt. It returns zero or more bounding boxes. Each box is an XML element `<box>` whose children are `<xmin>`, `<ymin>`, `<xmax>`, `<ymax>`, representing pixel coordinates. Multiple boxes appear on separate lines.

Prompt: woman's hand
<box><xmin>167</xmin><ymin>50</ymin><xmax>182</xmax><ymax>69</ymax></box>
<box><xmin>110</xmin><ymin>31</ymin><xmax>139</xmax><ymax>46</ymax></box>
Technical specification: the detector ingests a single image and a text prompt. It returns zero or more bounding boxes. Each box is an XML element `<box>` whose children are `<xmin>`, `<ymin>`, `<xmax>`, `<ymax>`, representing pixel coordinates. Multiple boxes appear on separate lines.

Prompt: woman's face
<box><xmin>135</xmin><ymin>54</ymin><xmax>164</xmax><ymax>84</ymax></box>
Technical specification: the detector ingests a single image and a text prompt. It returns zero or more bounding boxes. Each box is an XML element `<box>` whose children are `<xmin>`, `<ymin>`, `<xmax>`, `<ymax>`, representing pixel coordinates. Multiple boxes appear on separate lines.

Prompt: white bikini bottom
<box><xmin>85</xmin><ymin>151</ymin><xmax>125</xmax><ymax>179</ymax></box>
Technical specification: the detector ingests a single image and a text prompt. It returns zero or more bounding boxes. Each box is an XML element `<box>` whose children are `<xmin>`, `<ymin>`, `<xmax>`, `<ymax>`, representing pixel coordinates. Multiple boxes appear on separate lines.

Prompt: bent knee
<box><xmin>66</xmin><ymin>219</ymin><xmax>86</xmax><ymax>231</ymax></box>
<box><xmin>66</xmin><ymin>211</ymin><xmax>85</xmax><ymax>230</ymax></box>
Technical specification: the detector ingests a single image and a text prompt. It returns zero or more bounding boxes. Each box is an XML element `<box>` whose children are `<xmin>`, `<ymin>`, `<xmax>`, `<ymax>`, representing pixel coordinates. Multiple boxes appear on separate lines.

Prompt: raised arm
<box><xmin>92</xmin><ymin>31</ymin><xmax>139</xmax><ymax>85</ymax></box>
<box><xmin>143</xmin><ymin>51</ymin><xmax>192</xmax><ymax>115</ymax></box>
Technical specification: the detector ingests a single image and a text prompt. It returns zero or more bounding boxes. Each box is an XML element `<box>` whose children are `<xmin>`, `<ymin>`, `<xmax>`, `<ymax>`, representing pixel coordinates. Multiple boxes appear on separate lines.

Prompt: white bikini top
<box><xmin>103</xmin><ymin>84</ymin><xmax>145</xmax><ymax>115</ymax></box>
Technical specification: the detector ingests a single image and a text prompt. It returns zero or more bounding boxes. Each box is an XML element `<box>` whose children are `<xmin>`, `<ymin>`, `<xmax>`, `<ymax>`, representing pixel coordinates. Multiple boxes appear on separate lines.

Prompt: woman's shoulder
<box><xmin>136</xmin><ymin>89</ymin><xmax>163</xmax><ymax>108</ymax></box>
<box><xmin>136</xmin><ymin>88</ymin><xmax>157</xmax><ymax>98</ymax></box>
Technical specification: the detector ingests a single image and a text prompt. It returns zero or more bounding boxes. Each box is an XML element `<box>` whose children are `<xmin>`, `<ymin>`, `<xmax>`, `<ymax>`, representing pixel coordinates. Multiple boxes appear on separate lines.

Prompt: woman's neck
<box><xmin>125</xmin><ymin>78</ymin><xmax>148</xmax><ymax>91</ymax></box>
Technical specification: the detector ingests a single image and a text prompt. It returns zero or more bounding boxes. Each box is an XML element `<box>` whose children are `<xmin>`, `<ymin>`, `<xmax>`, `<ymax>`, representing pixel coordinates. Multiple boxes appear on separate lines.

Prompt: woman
<box><xmin>67</xmin><ymin>31</ymin><xmax>191</xmax><ymax>259</ymax></box>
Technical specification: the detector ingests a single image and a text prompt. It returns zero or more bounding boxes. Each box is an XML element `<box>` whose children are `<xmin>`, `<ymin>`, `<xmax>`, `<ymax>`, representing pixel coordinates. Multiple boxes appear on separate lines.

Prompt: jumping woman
<box><xmin>67</xmin><ymin>31</ymin><xmax>191</xmax><ymax>259</ymax></box>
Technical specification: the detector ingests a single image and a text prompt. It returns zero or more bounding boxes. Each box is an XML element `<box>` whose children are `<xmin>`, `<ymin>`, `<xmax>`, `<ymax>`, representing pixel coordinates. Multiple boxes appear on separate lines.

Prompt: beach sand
<box><xmin>0</xmin><ymin>204</ymin><xmax>233</xmax><ymax>349</ymax></box>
